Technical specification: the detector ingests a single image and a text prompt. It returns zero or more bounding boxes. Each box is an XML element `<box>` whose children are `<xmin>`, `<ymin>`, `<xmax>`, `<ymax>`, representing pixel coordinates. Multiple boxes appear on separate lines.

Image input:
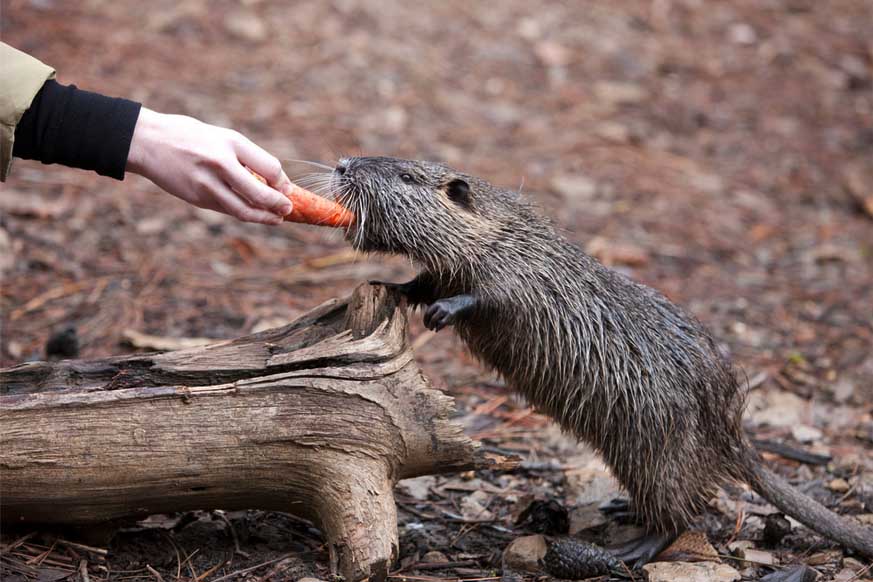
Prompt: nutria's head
<box><xmin>333</xmin><ymin>156</ymin><xmax>513</xmax><ymax>273</ymax></box>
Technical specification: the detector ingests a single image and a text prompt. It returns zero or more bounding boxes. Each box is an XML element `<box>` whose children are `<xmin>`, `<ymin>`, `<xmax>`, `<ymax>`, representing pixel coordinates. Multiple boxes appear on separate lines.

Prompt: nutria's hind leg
<box><xmin>599</xmin><ymin>498</ymin><xmax>630</xmax><ymax>513</ymax></box>
<box><xmin>424</xmin><ymin>294</ymin><xmax>478</xmax><ymax>331</ymax></box>
<box><xmin>598</xmin><ymin>497</ymin><xmax>638</xmax><ymax>524</ymax></box>
<box><xmin>608</xmin><ymin>531</ymin><xmax>676</xmax><ymax>569</ymax></box>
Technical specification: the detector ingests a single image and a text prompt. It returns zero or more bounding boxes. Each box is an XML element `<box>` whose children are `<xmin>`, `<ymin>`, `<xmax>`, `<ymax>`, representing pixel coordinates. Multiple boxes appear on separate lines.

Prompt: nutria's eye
<box><xmin>400</xmin><ymin>173</ymin><xmax>414</xmax><ymax>184</ymax></box>
<box><xmin>446</xmin><ymin>178</ymin><xmax>472</xmax><ymax>208</ymax></box>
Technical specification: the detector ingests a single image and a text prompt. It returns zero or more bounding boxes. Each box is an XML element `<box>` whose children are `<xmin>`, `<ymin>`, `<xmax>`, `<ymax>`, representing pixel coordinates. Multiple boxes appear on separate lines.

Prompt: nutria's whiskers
<box><xmin>282</xmin><ymin>158</ymin><xmax>335</xmax><ymax>171</ymax></box>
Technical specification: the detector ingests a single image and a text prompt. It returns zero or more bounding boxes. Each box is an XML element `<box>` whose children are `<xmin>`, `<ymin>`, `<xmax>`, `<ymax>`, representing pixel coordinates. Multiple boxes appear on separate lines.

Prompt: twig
<box><xmin>160</xmin><ymin>532</ymin><xmax>183</xmax><ymax>580</ymax></box>
<box><xmin>397</xmin><ymin>501</ymin><xmax>438</xmax><ymax>520</ymax></box>
<box><xmin>214</xmin><ymin>510</ymin><xmax>251</xmax><ymax>558</ymax></box>
<box><xmin>472</xmin><ymin>396</ymin><xmax>508</xmax><ymax>416</ymax></box>
<box><xmin>79</xmin><ymin>559</ymin><xmax>91</xmax><ymax>582</ymax></box>
<box><xmin>15</xmin><ymin>551</ymin><xmax>70</xmax><ymax>569</ymax></box>
<box><xmin>187</xmin><ymin>556</ymin><xmax>199</xmax><ymax>581</ymax></box>
<box><xmin>58</xmin><ymin>539</ymin><xmax>108</xmax><ymax>557</ymax></box>
<box><xmin>0</xmin><ymin>532</ymin><xmax>36</xmax><ymax>553</ymax></box>
<box><xmin>10</xmin><ymin>277</ymin><xmax>111</xmax><ymax>320</ymax></box>
<box><xmin>208</xmin><ymin>554</ymin><xmax>293</xmax><ymax>582</ymax></box>
<box><xmin>411</xmin><ymin>330</ymin><xmax>437</xmax><ymax>350</ymax></box>
<box><xmin>179</xmin><ymin>548</ymin><xmax>200</xmax><ymax>570</ymax></box>
<box><xmin>412</xmin><ymin>560</ymin><xmax>480</xmax><ymax>571</ymax></box>
<box><xmin>0</xmin><ymin>555</ymin><xmax>39</xmax><ymax>577</ymax></box>
<box><xmin>194</xmin><ymin>558</ymin><xmax>229</xmax><ymax>582</ymax></box>
<box><xmin>449</xmin><ymin>523</ymin><xmax>478</xmax><ymax>548</ymax></box>
<box><xmin>719</xmin><ymin>553</ymin><xmax>787</xmax><ymax>567</ymax></box>
<box><xmin>443</xmin><ymin>516</ymin><xmax>499</xmax><ymax>524</ymax></box>
<box><xmin>725</xmin><ymin>505</ymin><xmax>745</xmax><ymax>547</ymax></box>
<box><xmin>846</xmin><ymin>561</ymin><xmax>873</xmax><ymax>582</ymax></box>
<box><xmin>253</xmin><ymin>556</ymin><xmax>297</xmax><ymax>582</ymax></box>
<box><xmin>145</xmin><ymin>564</ymin><xmax>164</xmax><ymax>581</ymax></box>
<box><xmin>26</xmin><ymin>539</ymin><xmax>57</xmax><ymax>566</ymax></box>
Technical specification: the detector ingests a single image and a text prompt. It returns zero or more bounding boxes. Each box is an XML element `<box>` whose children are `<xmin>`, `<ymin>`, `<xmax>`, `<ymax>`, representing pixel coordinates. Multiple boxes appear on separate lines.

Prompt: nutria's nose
<box><xmin>335</xmin><ymin>161</ymin><xmax>347</xmax><ymax>175</ymax></box>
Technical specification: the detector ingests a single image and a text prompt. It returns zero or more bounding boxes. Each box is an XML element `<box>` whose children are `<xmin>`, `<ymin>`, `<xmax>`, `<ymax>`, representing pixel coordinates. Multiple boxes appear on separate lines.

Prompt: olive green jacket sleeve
<box><xmin>0</xmin><ymin>42</ymin><xmax>56</xmax><ymax>181</ymax></box>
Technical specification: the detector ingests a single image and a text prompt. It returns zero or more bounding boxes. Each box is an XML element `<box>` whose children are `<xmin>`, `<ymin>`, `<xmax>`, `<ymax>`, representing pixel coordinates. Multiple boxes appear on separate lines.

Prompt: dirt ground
<box><xmin>1</xmin><ymin>0</ymin><xmax>872</xmax><ymax>581</ymax></box>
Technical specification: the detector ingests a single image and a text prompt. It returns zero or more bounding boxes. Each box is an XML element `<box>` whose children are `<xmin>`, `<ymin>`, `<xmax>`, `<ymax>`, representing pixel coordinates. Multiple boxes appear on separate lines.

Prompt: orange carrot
<box><xmin>247</xmin><ymin>169</ymin><xmax>354</xmax><ymax>228</ymax></box>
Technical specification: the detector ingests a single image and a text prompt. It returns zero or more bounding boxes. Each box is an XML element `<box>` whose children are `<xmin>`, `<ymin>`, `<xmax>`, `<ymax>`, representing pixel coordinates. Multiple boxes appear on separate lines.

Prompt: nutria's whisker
<box><xmin>290</xmin><ymin>173</ymin><xmax>338</xmax><ymax>195</ymax></box>
<box><xmin>282</xmin><ymin>159</ymin><xmax>334</xmax><ymax>171</ymax></box>
<box><xmin>290</xmin><ymin>171</ymin><xmax>332</xmax><ymax>185</ymax></box>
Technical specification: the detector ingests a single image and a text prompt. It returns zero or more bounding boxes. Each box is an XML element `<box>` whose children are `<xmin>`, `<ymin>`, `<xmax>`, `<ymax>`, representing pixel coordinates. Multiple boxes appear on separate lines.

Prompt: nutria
<box><xmin>330</xmin><ymin>156</ymin><xmax>873</xmax><ymax>565</ymax></box>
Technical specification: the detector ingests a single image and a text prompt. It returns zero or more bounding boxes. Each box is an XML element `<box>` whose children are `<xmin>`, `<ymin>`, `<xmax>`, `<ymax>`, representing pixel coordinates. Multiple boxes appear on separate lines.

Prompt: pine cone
<box><xmin>541</xmin><ymin>538</ymin><xmax>622</xmax><ymax>579</ymax></box>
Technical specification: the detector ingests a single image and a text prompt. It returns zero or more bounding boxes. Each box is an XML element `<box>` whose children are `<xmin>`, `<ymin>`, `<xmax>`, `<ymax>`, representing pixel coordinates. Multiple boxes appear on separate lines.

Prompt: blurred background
<box><xmin>1</xmin><ymin>0</ymin><xmax>872</xmax><ymax>579</ymax></box>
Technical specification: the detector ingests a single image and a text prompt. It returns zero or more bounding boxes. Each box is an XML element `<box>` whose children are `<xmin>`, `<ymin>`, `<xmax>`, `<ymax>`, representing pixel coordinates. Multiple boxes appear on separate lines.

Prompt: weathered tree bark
<box><xmin>0</xmin><ymin>284</ymin><xmax>513</xmax><ymax>581</ymax></box>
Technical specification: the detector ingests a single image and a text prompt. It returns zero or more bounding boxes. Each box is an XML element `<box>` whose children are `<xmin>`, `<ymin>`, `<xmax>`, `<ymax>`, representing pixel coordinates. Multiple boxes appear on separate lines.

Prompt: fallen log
<box><xmin>0</xmin><ymin>284</ymin><xmax>515</xmax><ymax>581</ymax></box>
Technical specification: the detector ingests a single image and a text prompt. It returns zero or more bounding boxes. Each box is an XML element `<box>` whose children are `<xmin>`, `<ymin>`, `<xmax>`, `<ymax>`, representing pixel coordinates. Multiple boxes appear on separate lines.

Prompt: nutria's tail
<box><xmin>742</xmin><ymin>448</ymin><xmax>873</xmax><ymax>558</ymax></box>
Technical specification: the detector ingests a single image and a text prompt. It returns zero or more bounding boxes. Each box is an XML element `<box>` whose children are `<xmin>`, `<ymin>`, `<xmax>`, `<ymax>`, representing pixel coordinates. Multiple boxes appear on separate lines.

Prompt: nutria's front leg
<box><xmin>423</xmin><ymin>294</ymin><xmax>478</xmax><ymax>331</ymax></box>
<box><xmin>369</xmin><ymin>273</ymin><xmax>438</xmax><ymax>306</ymax></box>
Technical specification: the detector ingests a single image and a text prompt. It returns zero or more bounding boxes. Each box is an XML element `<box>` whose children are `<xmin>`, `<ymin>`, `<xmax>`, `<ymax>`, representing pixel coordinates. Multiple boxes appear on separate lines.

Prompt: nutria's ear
<box><xmin>446</xmin><ymin>178</ymin><xmax>472</xmax><ymax>208</ymax></box>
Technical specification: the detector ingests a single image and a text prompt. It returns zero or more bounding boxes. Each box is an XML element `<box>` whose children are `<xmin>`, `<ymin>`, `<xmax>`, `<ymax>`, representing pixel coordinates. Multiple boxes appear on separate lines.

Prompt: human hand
<box><xmin>126</xmin><ymin>107</ymin><xmax>293</xmax><ymax>225</ymax></box>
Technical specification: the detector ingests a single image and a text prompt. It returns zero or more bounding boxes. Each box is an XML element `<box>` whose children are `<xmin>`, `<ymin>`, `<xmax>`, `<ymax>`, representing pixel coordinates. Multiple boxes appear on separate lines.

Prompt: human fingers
<box><xmin>230</xmin><ymin>132</ymin><xmax>293</xmax><ymax>194</ymax></box>
<box><xmin>200</xmin><ymin>172</ymin><xmax>285</xmax><ymax>225</ymax></box>
<box><xmin>224</xmin><ymin>162</ymin><xmax>293</xmax><ymax>216</ymax></box>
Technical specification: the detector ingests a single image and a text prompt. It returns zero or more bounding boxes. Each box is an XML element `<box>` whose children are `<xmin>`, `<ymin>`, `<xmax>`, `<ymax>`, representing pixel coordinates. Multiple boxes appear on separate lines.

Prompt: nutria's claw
<box><xmin>423</xmin><ymin>302</ymin><xmax>453</xmax><ymax>331</ymax></box>
<box><xmin>423</xmin><ymin>294</ymin><xmax>477</xmax><ymax>332</ymax></box>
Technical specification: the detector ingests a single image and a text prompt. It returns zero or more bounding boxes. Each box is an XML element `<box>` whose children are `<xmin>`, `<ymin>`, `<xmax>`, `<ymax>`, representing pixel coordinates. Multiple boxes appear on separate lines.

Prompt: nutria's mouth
<box><xmin>330</xmin><ymin>171</ymin><xmax>367</xmax><ymax>247</ymax></box>
<box><xmin>329</xmin><ymin>169</ymin><xmax>344</xmax><ymax>194</ymax></box>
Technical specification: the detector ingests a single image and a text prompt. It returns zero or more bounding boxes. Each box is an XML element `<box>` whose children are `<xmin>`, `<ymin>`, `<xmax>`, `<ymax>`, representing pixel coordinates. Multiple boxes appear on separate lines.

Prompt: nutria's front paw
<box><xmin>423</xmin><ymin>294</ymin><xmax>477</xmax><ymax>331</ymax></box>
<box><xmin>423</xmin><ymin>301</ymin><xmax>455</xmax><ymax>331</ymax></box>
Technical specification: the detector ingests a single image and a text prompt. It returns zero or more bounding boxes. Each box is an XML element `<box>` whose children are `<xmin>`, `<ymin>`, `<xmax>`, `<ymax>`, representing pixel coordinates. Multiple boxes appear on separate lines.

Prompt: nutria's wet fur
<box><xmin>334</xmin><ymin>156</ymin><xmax>873</xmax><ymax>559</ymax></box>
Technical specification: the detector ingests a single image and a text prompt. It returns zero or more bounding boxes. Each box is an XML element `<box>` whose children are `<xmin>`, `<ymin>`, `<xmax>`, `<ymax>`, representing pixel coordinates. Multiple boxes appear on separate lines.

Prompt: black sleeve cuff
<box><xmin>13</xmin><ymin>80</ymin><xmax>142</xmax><ymax>180</ymax></box>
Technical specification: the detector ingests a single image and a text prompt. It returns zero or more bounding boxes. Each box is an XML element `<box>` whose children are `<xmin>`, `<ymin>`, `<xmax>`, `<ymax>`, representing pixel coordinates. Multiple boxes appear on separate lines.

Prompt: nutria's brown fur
<box><xmin>332</xmin><ymin>156</ymin><xmax>873</xmax><ymax>562</ymax></box>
